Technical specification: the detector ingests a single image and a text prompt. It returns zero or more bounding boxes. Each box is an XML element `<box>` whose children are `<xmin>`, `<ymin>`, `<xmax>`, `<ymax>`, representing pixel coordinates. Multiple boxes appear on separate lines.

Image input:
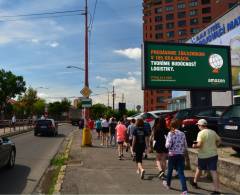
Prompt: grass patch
<box><xmin>51</xmin><ymin>154</ymin><xmax>68</xmax><ymax>166</ymax></box>
<box><xmin>48</xmin><ymin>166</ymin><xmax>61</xmax><ymax>195</ymax></box>
<box><xmin>47</xmin><ymin>153</ymin><xmax>69</xmax><ymax>194</ymax></box>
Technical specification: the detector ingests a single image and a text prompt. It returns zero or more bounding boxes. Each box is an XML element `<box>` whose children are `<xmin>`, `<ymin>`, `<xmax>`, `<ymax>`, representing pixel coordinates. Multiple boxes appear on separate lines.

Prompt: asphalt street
<box><xmin>0</xmin><ymin>123</ymin><xmax>74</xmax><ymax>194</ymax></box>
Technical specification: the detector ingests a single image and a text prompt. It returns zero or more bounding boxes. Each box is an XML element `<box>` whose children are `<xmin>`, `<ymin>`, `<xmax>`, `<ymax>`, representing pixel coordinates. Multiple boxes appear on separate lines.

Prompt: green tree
<box><xmin>0</xmin><ymin>69</ymin><xmax>26</xmax><ymax>110</ymax></box>
<box><xmin>20</xmin><ymin>87</ymin><xmax>38</xmax><ymax>115</ymax></box>
<box><xmin>90</xmin><ymin>103</ymin><xmax>108</xmax><ymax>120</ymax></box>
<box><xmin>33</xmin><ymin>99</ymin><xmax>46</xmax><ymax>116</ymax></box>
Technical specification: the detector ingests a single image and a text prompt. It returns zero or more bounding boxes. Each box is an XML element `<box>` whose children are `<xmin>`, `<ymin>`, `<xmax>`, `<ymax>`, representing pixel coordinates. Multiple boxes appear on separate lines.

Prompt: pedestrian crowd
<box><xmin>81</xmin><ymin>115</ymin><xmax>221</xmax><ymax>195</ymax></box>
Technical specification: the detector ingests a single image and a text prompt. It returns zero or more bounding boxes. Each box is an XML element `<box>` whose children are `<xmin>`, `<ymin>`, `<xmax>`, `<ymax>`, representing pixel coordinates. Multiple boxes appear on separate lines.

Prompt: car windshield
<box><xmin>222</xmin><ymin>105</ymin><xmax>240</xmax><ymax>119</ymax></box>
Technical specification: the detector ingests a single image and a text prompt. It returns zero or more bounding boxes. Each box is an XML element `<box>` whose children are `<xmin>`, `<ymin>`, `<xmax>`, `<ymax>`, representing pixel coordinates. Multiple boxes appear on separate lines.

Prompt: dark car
<box><xmin>174</xmin><ymin>106</ymin><xmax>226</xmax><ymax>146</ymax></box>
<box><xmin>34</xmin><ymin>119</ymin><xmax>58</xmax><ymax>136</ymax></box>
<box><xmin>218</xmin><ymin>104</ymin><xmax>240</xmax><ymax>153</ymax></box>
<box><xmin>0</xmin><ymin>137</ymin><xmax>16</xmax><ymax>169</ymax></box>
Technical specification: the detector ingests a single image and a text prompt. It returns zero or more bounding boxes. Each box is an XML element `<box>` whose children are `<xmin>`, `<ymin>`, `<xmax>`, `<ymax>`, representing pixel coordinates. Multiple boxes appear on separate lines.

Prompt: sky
<box><xmin>0</xmin><ymin>0</ymin><xmax>147</xmax><ymax>110</ymax></box>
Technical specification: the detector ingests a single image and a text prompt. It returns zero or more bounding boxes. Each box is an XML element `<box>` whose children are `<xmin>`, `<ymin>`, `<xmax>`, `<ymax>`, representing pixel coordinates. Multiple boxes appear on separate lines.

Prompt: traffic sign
<box><xmin>81</xmin><ymin>98</ymin><xmax>92</xmax><ymax>108</ymax></box>
<box><xmin>80</xmin><ymin>86</ymin><xmax>92</xmax><ymax>97</ymax></box>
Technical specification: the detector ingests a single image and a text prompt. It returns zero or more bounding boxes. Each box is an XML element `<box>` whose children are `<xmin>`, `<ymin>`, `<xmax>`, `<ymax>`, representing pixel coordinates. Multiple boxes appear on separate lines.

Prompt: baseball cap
<box><xmin>196</xmin><ymin>119</ymin><xmax>207</xmax><ymax>126</ymax></box>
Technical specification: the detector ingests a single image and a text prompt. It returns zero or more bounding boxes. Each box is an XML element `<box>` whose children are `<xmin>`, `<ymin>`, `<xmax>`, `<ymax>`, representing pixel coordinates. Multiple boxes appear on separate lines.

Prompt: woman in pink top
<box><xmin>116</xmin><ymin>119</ymin><xmax>127</xmax><ymax>160</ymax></box>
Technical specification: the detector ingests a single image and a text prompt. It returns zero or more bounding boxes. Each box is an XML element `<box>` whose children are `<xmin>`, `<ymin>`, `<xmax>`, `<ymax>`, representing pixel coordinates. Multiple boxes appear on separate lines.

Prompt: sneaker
<box><xmin>136</xmin><ymin>169</ymin><xmax>140</xmax><ymax>174</ymax></box>
<box><xmin>140</xmin><ymin>170</ymin><xmax>145</xmax><ymax>179</ymax></box>
<box><xmin>144</xmin><ymin>154</ymin><xmax>148</xmax><ymax>159</ymax></box>
<box><xmin>118</xmin><ymin>156</ymin><xmax>122</xmax><ymax>160</ymax></box>
<box><xmin>189</xmin><ymin>179</ymin><xmax>198</xmax><ymax>189</ymax></box>
<box><xmin>126</xmin><ymin>146</ymin><xmax>129</xmax><ymax>152</ymax></box>
<box><xmin>211</xmin><ymin>191</ymin><xmax>221</xmax><ymax>195</ymax></box>
<box><xmin>158</xmin><ymin>170</ymin><xmax>165</xmax><ymax>178</ymax></box>
<box><xmin>181</xmin><ymin>191</ymin><xmax>188</xmax><ymax>195</ymax></box>
<box><xmin>162</xmin><ymin>180</ymin><xmax>170</xmax><ymax>190</ymax></box>
<box><xmin>132</xmin><ymin>156</ymin><xmax>136</xmax><ymax>161</ymax></box>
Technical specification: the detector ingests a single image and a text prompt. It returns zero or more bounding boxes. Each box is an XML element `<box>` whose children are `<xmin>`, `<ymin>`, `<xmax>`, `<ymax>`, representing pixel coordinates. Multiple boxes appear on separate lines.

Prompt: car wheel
<box><xmin>6</xmin><ymin>149</ymin><xmax>16</xmax><ymax>169</ymax></box>
<box><xmin>232</xmin><ymin>147</ymin><xmax>240</xmax><ymax>154</ymax></box>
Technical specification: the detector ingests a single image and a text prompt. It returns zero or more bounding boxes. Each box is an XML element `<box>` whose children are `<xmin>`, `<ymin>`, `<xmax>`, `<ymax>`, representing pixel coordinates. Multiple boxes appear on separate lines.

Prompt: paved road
<box><xmin>0</xmin><ymin>123</ymin><xmax>75</xmax><ymax>194</ymax></box>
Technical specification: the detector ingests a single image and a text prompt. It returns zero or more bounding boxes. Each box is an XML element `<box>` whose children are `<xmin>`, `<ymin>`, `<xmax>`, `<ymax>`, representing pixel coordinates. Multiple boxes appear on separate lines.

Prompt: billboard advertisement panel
<box><xmin>143</xmin><ymin>42</ymin><xmax>231</xmax><ymax>90</ymax></box>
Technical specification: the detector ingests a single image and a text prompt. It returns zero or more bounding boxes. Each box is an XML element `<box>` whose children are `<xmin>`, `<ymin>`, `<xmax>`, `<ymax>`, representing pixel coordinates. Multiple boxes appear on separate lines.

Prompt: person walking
<box><xmin>109</xmin><ymin>117</ymin><xmax>117</xmax><ymax>146</ymax></box>
<box><xmin>143</xmin><ymin>121</ymin><xmax>151</xmax><ymax>159</ymax></box>
<box><xmin>95</xmin><ymin>118</ymin><xmax>102</xmax><ymax>139</ymax></box>
<box><xmin>132</xmin><ymin>118</ymin><xmax>149</xmax><ymax>180</ymax></box>
<box><xmin>101</xmin><ymin>117</ymin><xmax>109</xmax><ymax>146</ymax></box>
<box><xmin>191</xmin><ymin>119</ymin><xmax>221</xmax><ymax>195</ymax></box>
<box><xmin>11</xmin><ymin>113</ymin><xmax>16</xmax><ymax>131</ymax></box>
<box><xmin>116</xmin><ymin>119</ymin><xmax>127</xmax><ymax>160</ymax></box>
<box><xmin>151</xmin><ymin>117</ymin><xmax>169</xmax><ymax>179</ymax></box>
<box><xmin>127</xmin><ymin>118</ymin><xmax>136</xmax><ymax>159</ymax></box>
<box><xmin>163</xmin><ymin>119</ymin><xmax>188</xmax><ymax>195</ymax></box>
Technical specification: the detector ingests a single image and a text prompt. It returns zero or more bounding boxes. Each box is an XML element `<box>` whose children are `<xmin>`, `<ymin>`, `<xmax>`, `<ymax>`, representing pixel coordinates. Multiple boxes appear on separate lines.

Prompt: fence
<box><xmin>0</xmin><ymin>119</ymin><xmax>34</xmax><ymax>137</ymax></box>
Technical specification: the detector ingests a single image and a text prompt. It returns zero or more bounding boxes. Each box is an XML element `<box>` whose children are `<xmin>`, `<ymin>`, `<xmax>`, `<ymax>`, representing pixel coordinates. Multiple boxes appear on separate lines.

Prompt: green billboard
<box><xmin>142</xmin><ymin>42</ymin><xmax>232</xmax><ymax>90</ymax></box>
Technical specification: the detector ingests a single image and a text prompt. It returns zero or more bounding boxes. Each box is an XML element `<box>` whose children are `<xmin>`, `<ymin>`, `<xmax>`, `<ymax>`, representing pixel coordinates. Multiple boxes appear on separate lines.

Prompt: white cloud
<box><xmin>31</xmin><ymin>38</ymin><xmax>39</xmax><ymax>43</ymax></box>
<box><xmin>48</xmin><ymin>41</ymin><xmax>59</xmax><ymax>48</ymax></box>
<box><xmin>127</xmin><ymin>71</ymin><xmax>141</xmax><ymax>76</ymax></box>
<box><xmin>96</xmin><ymin>75</ymin><xmax>107</xmax><ymax>82</ymax></box>
<box><xmin>114</xmin><ymin>48</ymin><xmax>141</xmax><ymax>60</ymax></box>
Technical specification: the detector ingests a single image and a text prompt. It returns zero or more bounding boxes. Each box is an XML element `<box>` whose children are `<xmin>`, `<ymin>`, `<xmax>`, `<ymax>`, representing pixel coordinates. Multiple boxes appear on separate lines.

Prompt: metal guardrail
<box><xmin>0</xmin><ymin>119</ymin><xmax>72</xmax><ymax>137</ymax></box>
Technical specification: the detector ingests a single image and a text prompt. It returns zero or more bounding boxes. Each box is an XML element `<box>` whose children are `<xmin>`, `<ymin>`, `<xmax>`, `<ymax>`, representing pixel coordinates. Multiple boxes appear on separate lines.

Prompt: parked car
<box><xmin>218</xmin><ymin>104</ymin><xmax>240</xmax><ymax>153</ymax></box>
<box><xmin>127</xmin><ymin>110</ymin><xmax>172</xmax><ymax>127</ymax></box>
<box><xmin>34</xmin><ymin>119</ymin><xmax>58</xmax><ymax>136</ymax></box>
<box><xmin>174</xmin><ymin>106</ymin><xmax>226</xmax><ymax>146</ymax></box>
<box><xmin>0</xmin><ymin>137</ymin><xmax>16</xmax><ymax>169</ymax></box>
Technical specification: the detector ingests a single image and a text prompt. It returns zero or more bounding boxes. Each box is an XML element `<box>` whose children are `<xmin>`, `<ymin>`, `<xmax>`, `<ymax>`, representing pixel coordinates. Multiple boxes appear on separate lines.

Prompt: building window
<box><xmin>190</xmin><ymin>18</ymin><xmax>198</xmax><ymax>25</ymax></box>
<box><xmin>202</xmin><ymin>16</ymin><xmax>211</xmax><ymax>23</ymax></box>
<box><xmin>157</xmin><ymin>97</ymin><xmax>165</xmax><ymax>103</ymax></box>
<box><xmin>166</xmin><ymin>13</ymin><xmax>174</xmax><ymax>20</ymax></box>
<box><xmin>178</xmin><ymin>39</ymin><xmax>187</xmax><ymax>43</ymax></box>
<box><xmin>166</xmin><ymin>22</ymin><xmax>174</xmax><ymax>29</ymax></box>
<box><xmin>189</xmin><ymin>9</ymin><xmax>197</xmax><ymax>16</ymax></box>
<box><xmin>178</xmin><ymin>11</ymin><xmax>186</xmax><ymax>18</ymax></box>
<box><xmin>229</xmin><ymin>3</ymin><xmax>237</xmax><ymax>8</ymax></box>
<box><xmin>155</xmin><ymin>16</ymin><xmax>163</xmax><ymax>22</ymax></box>
<box><xmin>191</xmin><ymin>28</ymin><xmax>200</xmax><ymax>34</ymax></box>
<box><xmin>155</xmin><ymin>7</ymin><xmax>162</xmax><ymax>14</ymax></box>
<box><xmin>155</xmin><ymin>33</ymin><xmax>163</xmax><ymax>39</ymax></box>
<box><xmin>202</xmin><ymin>7</ymin><xmax>211</xmax><ymax>14</ymax></box>
<box><xmin>155</xmin><ymin>24</ymin><xmax>163</xmax><ymax>30</ymax></box>
<box><xmin>189</xmin><ymin>1</ymin><xmax>198</xmax><ymax>7</ymax></box>
<box><xmin>178</xmin><ymin>29</ymin><xmax>187</xmax><ymax>36</ymax></box>
<box><xmin>166</xmin><ymin>31</ymin><xmax>174</xmax><ymax>38</ymax></box>
<box><xmin>201</xmin><ymin>0</ymin><xmax>210</xmax><ymax>4</ymax></box>
<box><xmin>165</xmin><ymin>0</ymin><xmax>173</xmax><ymax>3</ymax></box>
<box><xmin>178</xmin><ymin>20</ymin><xmax>186</xmax><ymax>27</ymax></box>
<box><xmin>177</xmin><ymin>3</ymin><xmax>186</xmax><ymax>9</ymax></box>
<box><xmin>152</xmin><ymin>0</ymin><xmax>162</xmax><ymax>5</ymax></box>
<box><xmin>165</xmin><ymin>5</ymin><xmax>174</xmax><ymax>11</ymax></box>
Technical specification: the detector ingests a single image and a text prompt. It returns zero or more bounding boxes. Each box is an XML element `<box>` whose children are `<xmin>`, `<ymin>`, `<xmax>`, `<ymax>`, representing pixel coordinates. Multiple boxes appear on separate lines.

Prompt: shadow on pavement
<box><xmin>0</xmin><ymin>164</ymin><xmax>30</xmax><ymax>194</ymax></box>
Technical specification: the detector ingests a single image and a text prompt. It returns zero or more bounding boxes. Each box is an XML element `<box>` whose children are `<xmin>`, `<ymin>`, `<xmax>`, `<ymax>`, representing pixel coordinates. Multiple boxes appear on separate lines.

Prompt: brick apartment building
<box><xmin>143</xmin><ymin>0</ymin><xmax>238</xmax><ymax>112</ymax></box>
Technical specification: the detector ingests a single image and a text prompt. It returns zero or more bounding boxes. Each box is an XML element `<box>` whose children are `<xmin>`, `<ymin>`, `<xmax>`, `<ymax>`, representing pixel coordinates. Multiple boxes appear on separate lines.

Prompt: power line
<box><xmin>0</xmin><ymin>13</ymin><xmax>84</xmax><ymax>22</ymax></box>
<box><xmin>0</xmin><ymin>9</ymin><xmax>84</xmax><ymax>18</ymax></box>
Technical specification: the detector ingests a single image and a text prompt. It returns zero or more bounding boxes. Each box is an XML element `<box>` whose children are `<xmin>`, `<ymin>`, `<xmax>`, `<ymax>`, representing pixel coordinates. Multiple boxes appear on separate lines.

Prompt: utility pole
<box><xmin>112</xmin><ymin>86</ymin><xmax>115</xmax><ymax>110</ymax></box>
<box><xmin>85</xmin><ymin>0</ymin><xmax>89</xmax><ymax>88</ymax></box>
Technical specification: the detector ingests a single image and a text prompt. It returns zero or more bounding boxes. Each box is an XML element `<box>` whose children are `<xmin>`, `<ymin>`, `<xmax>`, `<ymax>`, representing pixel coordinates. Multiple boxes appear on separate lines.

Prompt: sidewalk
<box><xmin>61</xmin><ymin>130</ymin><xmax>238</xmax><ymax>194</ymax></box>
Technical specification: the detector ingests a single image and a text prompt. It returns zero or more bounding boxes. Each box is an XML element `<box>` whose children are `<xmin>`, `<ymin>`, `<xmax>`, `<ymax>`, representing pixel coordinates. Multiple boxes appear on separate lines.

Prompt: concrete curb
<box><xmin>53</xmin><ymin>129</ymin><xmax>74</xmax><ymax>193</ymax></box>
<box><xmin>0</xmin><ymin>128</ymin><xmax>33</xmax><ymax>138</ymax></box>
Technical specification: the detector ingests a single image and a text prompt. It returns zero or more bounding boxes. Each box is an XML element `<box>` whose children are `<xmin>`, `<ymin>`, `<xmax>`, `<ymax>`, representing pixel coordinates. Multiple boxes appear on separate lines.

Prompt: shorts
<box><xmin>198</xmin><ymin>155</ymin><xmax>218</xmax><ymax>171</ymax></box>
<box><xmin>102</xmin><ymin>127</ymin><xmax>109</xmax><ymax>133</ymax></box>
<box><xmin>117</xmin><ymin>141</ymin><xmax>124</xmax><ymax>145</ymax></box>
<box><xmin>135</xmin><ymin>144</ymin><xmax>145</xmax><ymax>163</ymax></box>
<box><xmin>96</xmin><ymin>128</ymin><xmax>101</xmax><ymax>133</ymax></box>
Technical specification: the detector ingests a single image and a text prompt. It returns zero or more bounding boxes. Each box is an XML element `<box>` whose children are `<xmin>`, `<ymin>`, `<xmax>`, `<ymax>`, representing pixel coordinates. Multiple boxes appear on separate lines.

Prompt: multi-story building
<box><xmin>143</xmin><ymin>0</ymin><xmax>238</xmax><ymax>112</ymax></box>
